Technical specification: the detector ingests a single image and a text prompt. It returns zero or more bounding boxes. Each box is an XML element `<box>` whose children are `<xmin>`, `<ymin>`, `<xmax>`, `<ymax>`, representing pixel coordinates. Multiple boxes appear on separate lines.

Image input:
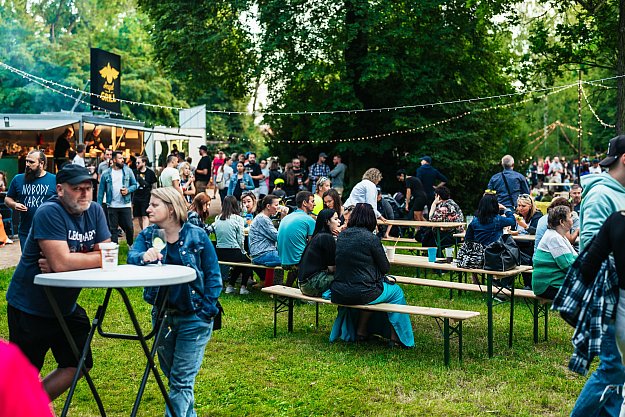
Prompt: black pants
<box><xmin>107</xmin><ymin>207</ymin><xmax>134</xmax><ymax>245</ymax></box>
<box><xmin>216</xmin><ymin>247</ymin><xmax>252</xmax><ymax>287</ymax></box>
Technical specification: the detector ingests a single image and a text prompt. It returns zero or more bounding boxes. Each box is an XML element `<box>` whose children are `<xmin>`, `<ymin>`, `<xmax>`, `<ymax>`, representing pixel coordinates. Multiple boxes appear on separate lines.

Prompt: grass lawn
<box><xmin>0</xmin><ymin>242</ymin><xmax>591</xmax><ymax>416</ymax></box>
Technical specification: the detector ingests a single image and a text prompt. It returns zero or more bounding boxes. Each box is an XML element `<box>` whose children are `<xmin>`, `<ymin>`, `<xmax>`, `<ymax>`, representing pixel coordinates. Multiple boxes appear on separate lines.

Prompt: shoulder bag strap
<box><xmin>500</xmin><ymin>172</ymin><xmax>515</xmax><ymax>208</ymax></box>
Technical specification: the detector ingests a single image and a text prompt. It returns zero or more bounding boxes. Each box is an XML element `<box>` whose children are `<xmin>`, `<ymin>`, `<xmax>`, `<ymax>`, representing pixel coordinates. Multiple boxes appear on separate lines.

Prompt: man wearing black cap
<box><xmin>309</xmin><ymin>152</ymin><xmax>331</xmax><ymax>193</ymax></box>
<box><xmin>416</xmin><ymin>155</ymin><xmax>448</xmax><ymax>209</ymax></box>
<box><xmin>6</xmin><ymin>164</ymin><xmax>111</xmax><ymax>401</ymax></box>
<box><xmin>195</xmin><ymin>145</ymin><xmax>211</xmax><ymax>194</ymax></box>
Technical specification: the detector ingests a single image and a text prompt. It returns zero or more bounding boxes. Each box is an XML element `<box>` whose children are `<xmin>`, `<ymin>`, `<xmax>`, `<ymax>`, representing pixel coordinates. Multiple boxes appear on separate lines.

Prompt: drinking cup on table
<box><xmin>385</xmin><ymin>246</ymin><xmax>396</xmax><ymax>262</ymax></box>
<box><xmin>100</xmin><ymin>242</ymin><xmax>119</xmax><ymax>271</ymax></box>
<box><xmin>427</xmin><ymin>247</ymin><xmax>437</xmax><ymax>263</ymax></box>
<box><xmin>445</xmin><ymin>247</ymin><xmax>454</xmax><ymax>263</ymax></box>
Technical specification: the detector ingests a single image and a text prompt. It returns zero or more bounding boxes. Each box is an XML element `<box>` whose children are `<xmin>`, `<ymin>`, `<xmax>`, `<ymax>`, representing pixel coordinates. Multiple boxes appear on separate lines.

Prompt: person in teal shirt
<box><xmin>532</xmin><ymin>206</ymin><xmax>577</xmax><ymax>299</ymax></box>
<box><xmin>277</xmin><ymin>191</ymin><xmax>315</xmax><ymax>286</ymax></box>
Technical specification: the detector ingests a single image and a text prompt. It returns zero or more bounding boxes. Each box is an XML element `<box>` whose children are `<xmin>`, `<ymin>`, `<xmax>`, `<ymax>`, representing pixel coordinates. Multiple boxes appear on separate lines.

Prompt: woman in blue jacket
<box><xmin>127</xmin><ymin>187</ymin><xmax>222</xmax><ymax>417</ymax></box>
<box><xmin>227</xmin><ymin>161</ymin><xmax>255</xmax><ymax>200</ymax></box>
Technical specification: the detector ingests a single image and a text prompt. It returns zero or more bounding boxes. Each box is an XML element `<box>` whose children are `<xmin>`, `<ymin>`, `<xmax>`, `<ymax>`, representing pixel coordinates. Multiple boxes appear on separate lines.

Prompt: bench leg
<box><xmin>544</xmin><ymin>304</ymin><xmax>549</xmax><ymax>342</ymax></box>
<box><xmin>487</xmin><ymin>275</ymin><xmax>493</xmax><ymax>358</ymax></box>
<box><xmin>288</xmin><ymin>298</ymin><xmax>294</xmax><ymax>333</ymax></box>
<box><xmin>273</xmin><ymin>296</ymin><xmax>278</xmax><ymax>337</ymax></box>
<box><xmin>265</xmin><ymin>269</ymin><xmax>274</xmax><ymax>287</ymax></box>
<box><xmin>458</xmin><ymin>321</ymin><xmax>463</xmax><ymax>363</ymax></box>
<box><xmin>443</xmin><ymin>318</ymin><xmax>450</xmax><ymax>366</ymax></box>
<box><xmin>533</xmin><ymin>299</ymin><xmax>539</xmax><ymax>344</ymax></box>
<box><xmin>316</xmin><ymin>303</ymin><xmax>319</xmax><ymax>329</ymax></box>
<box><xmin>508</xmin><ymin>285</ymin><xmax>515</xmax><ymax>348</ymax></box>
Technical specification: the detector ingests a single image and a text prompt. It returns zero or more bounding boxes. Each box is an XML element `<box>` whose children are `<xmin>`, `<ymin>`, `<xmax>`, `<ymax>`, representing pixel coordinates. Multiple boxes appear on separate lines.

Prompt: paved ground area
<box><xmin>0</xmin><ymin>190</ymin><xmax>224</xmax><ymax>271</ymax></box>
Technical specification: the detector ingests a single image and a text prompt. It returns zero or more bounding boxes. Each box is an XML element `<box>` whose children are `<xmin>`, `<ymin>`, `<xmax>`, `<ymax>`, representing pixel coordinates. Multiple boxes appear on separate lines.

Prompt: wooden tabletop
<box><xmin>389</xmin><ymin>253</ymin><xmax>532</xmax><ymax>277</ymax></box>
<box><xmin>378</xmin><ymin>219</ymin><xmax>465</xmax><ymax>228</ymax></box>
<box><xmin>453</xmin><ymin>232</ymin><xmax>535</xmax><ymax>242</ymax></box>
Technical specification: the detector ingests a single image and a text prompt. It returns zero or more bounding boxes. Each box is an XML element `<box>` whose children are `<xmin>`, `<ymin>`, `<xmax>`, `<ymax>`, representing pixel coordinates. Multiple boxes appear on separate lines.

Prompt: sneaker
<box><xmin>225</xmin><ymin>285</ymin><xmax>235</xmax><ymax>294</ymax></box>
<box><xmin>239</xmin><ymin>287</ymin><xmax>250</xmax><ymax>295</ymax></box>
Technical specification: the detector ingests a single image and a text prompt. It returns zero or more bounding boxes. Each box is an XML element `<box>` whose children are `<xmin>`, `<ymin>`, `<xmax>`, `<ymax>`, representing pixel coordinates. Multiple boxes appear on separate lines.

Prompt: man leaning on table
<box><xmin>5</xmin><ymin>164</ymin><xmax>111</xmax><ymax>402</ymax></box>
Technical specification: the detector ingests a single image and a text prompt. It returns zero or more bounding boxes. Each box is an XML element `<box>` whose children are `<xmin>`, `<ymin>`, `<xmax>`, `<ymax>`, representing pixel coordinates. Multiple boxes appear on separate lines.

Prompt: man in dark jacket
<box><xmin>415</xmin><ymin>156</ymin><xmax>448</xmax><ymax>208</ymax></box>
<box><xmin>487</xmin><ymin>154</ymin><xmax>530</xmax><ymax>210</ymax></box>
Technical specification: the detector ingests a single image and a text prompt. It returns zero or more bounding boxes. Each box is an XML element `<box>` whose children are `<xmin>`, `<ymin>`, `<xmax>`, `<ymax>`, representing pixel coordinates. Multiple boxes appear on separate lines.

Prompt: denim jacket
<box><xmin>227</xmin><ymin>173</ymin><xmax>255</xmax><ymax>196</ymax></box>
<box><xmin>127</xmin><ymin>222</ymin><xmax>223</xmax><ymax>323</ymax></box>
<box><xmin>97</xmin><ymin>165</ymin><xmax>138</xmax><ymax>205</ymax></box>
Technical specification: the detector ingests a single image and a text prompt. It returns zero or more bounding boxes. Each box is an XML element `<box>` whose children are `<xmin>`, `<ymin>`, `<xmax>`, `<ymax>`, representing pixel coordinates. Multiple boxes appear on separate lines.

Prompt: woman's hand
<box><xmin>498</xmin><ymin>204</ymin><xmax>507</xmax><ymax>212</ymax></box>
<box><xmin>142</xmin><ymin>248</ymin><xmax>163</xmax><ymax>264</ymax></box>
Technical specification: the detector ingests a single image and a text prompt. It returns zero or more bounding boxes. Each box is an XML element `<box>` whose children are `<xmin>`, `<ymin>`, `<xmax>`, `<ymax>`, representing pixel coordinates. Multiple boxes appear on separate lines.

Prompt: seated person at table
<box><xmin>127</xmin><ymin>187</ymin><xmax>222</xmax><ymax>417</ymax></box>
<box><xmin>418</xmin><ymin>186</ymin><xmax>464</xmax><ymax>247</ymax></box>
<box><xmin>187</xmin><ymin>192</ymin><xmax>213</xmax><ymax>234</ymax></box>
<box><xmin>248</xmin><ymin>194</ymin><xmax>288</xmax><ymax>267</ymax></box>
<box><xmin>532</xmin><ymin>206</ymin><xmax>577</xmax><ymax>299</ymax></box>
<box><xmin>298</xmin><ymin>209</ymin><xmax>341</xmax><ymax>296</ymax></box>
<box><xmin>329</xmin><ymin>203</ymin><xmax>415</xmax><ymax>348</ymax></box>
<box><xmin>533</xmin><ymin>197</ymin><xmax>580</xmax><ymax>249</ymax></box>
<box><xmin>514</xmin><ymin>194</ymin><xmax>543</xmax><ymax>288</ymax></box>
<box><xmin>6</xmin><ymin>164</ymin><xmax>111</xmax><ymax>401</ymax></box>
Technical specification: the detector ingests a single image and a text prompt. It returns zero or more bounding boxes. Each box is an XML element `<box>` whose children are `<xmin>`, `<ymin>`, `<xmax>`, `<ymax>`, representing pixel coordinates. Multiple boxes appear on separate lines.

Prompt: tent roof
<box><xmin>0</xmin><ymin>114</ymin><xmax>80</xmax><ymax>131</ymax></box>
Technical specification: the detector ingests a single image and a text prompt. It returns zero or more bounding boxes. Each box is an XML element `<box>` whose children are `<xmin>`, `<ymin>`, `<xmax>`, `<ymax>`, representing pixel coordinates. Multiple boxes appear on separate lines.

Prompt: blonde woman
<box><xmin>127</xmin><ymin>187</ymin><xmax>221</xmax><ymax>417</ymax></box>
<box><xmin>179</xmin><ymin>162</ymin><xmax>196</xmax><ymax>204</ymax></box>
<box><xmin>344</xmin><ymin>168</ymin><xmax>387</xmax><ymax>220</ymax></box>
<box><xmin>515</xmin><ymin>193</ymin><xmax>543</xmax><ymax>289</ymax></box>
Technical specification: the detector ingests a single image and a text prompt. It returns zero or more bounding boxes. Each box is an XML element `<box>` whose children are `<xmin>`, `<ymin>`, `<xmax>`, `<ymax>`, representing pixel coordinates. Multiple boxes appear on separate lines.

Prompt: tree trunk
<box><xmin>617</xmin><ymin>0</ymin><xmax>625</xmax><ymax>134</ymax></box>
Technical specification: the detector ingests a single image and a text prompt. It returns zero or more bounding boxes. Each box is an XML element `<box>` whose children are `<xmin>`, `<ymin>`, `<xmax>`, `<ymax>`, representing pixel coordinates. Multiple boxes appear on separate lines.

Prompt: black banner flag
<box><xmin>90</xmin><ymin>48</ymin><xmax>121</xmax><ymax>113</ymax></box>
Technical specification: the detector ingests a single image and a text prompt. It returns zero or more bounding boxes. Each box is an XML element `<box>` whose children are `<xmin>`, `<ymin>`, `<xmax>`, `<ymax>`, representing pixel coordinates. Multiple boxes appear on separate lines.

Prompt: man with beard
<box><xmin>98</xmin><ymin>151</ymin><xmax>138</xmax><ymax>245</ymax></box>
<box><xmin>5</xmin><ymin>150</ymin><xmax>57</xmax><ymax>250</ymax></box>
<box><xmin>245</xmin><ymin>152</ymin><xmax>264</xmax><ymax>199</ymax></box>
<box><xmin>6</xmin><ymin>164</ymin><xmax>110</xmax><ymax>401</ymax></box>
<box><xmin>132</xmin><ymin>156</ymin><xmax>157</xmax><ymax>230</ymax></box>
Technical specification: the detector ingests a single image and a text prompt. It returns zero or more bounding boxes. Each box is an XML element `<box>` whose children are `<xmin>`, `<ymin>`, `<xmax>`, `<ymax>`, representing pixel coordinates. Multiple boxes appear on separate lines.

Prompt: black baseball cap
<box><xmin>56</xmin><ymin>164</ymin><xmax>94</xmax><ymax>185</ymax></box>
<box><xmin>319</xmin><ymin>152</ymin><xmax>328</xmax><ymax>158</ymax></box>
<box><xmin>198</xmin><ymin>145</ymin><xmax>208</xmax><ymax>152</ymax></box>
<box><xmin>599</xmin><ymin>135</ymin><xmax>625</xmax><ymax>167</ymax></box>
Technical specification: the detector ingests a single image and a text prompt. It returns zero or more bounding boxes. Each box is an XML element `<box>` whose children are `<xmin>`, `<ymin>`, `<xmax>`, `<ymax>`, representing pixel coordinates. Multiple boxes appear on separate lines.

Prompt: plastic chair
<box><xmin>0</xmin><ymin>204</ymin><xmax>14</xmax><ymax>237</ymax></box>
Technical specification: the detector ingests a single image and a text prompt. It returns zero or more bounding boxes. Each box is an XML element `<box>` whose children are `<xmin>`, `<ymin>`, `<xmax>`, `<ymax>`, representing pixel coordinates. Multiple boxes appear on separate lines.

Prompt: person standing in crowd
<box><xmin>98</xmin><ymin>151</ymin><xmax>138</xmax><ymax>245</ymax></box>
<box><xmin>132</xmin><ymin>156</ymin><xmax>157</xmax><ymax>230</ymax></box>
<box><xmin>329</xmin><ymin>203</ymin><xmax>414</xmax><ymax>348</ymax></box>
<box><xmin>416</xmin><ymin>155</ymin><xmax>448</xmax><ymax>208</ymax></box>
<box><xmin>179</xmin><ymin>162</ymin><xmax>196</xmax><ymax>205</ymax></box>
<box><xmin>309</xmin><ymin>153</ymin><xmax>331</xmax><ymax>193</ymax></box>
<box><xmin>328</xmin><ymin>154</ymin><xmax>347</xmax><ymax>196</ymax></box>
<box><xmin>344</xmin><ymin>168</ymin><xmax>387</xmax><ymax>220</ymax></box>
<box><xmin>72</xmin><ymin>144</ymin><xmax>86</xmax><ymax>167</ymax></box>
<box><xmin>292</xmin><ymin>158</ymin><xmax>309</xmax><ymax>191</ymax></box>
<box><xmin>53</xmin><ymin>127</ymin><xmax>74</xmax><ymax>171</ymax></box>
<box><xmin>268</xmin><ymin>160</ymin><xmax>283</xmax><ymax>194</ymax></box>
<box><xmin>569</xmin><ymin>135</ymin><xmax>625</xmax><ymax>416</ymax></box>
<box><xmin>570</xmin><ymin>184</ymin><xmax>583</xmax><ymax>213</ymax></box>
<box><xmin>312</xmin><ymin>177</ymin><xmax>332</xmax><ymax>216</ymax></box>
<box><xmin>277</xmin><ymin>191</ymin><xmax>316</xmax><ymax>287</ymax></box>
<box><xmin>194</xmin><ymin>145</ymin><xmax>211</xmax><ymax>195</ymax></box>
<box><xmin>549</xmin><ymin>156</ymin><xmax>564</xmax><ymax>183</ymax></box>
<box><xmin>258</xmin><ymin>159</ymin><xmax>270</xmax><ymax>198</ymax></box>
<box><xmin>248</xmin><ymin>194</ymin><xmax>288</xmax><ymax>267</ymax></box>
<box><xmin>283</xmin><ymin>162</ymin><xmax>298</xmax><ymax>197</ymax></box>
<box><xmin>5</xmin><ymin>150</ymin><xmax>57</xmax><ymax>249</ymax></box>
<box><xmin>396</xmin><ymin>169</ymin><xmax>427</xmax><ymax>221</ymax></box>
<box><xmin>227</xmin><ymin>161</ymin><xmax>255</xmax><ymax>200</ymax></box>
<box><xmin>6</xmin><ymin>164</ymin><xmax>110</xmax><ymax>401</ymax></box>
<box><xmin>97</xmin><ymin>148</ymin><xmax>113</xmax><ymax>180</ymax></box>
<box><xmin>589</xmin><ymin>158</ymin><xmax>603</xmax><ymax>174</ymax></box>
<box><xmin>127</xmin><ymin>187</ymin><xmax>221</xmax><ymax>417</ymax></box>
<box><xmin>216</xmin><ymin>156</ymin><xmax>233</xmax><ymax>204</ymax></box>
<box><xmin>84</xmin><ymin>126</ymin><xmax>106</xmax><ymax>153</ymax></box>
<box><xmin>272</xmin><ymin>178</ymin><xmax>287</xmax><ymax>200</ymax></box>
<box><xmin>487</xmin><ymin>154</ymin><xmax>530</xmax><ymax>210</ymax></box>
<box><xmin>210</xmin><ymin>150</ymin><xmax>225</xmax><ymax>198</ymax></box>
<box><xmin>245</xmin><ymin>152</ymin><xmax>264</xmax><ymax>199</ymax></box>
<box><xmin>160</xmin><ymin>155</ymin><xmax>183</xmax><ymax>195</ymax></box>
<box><xmin>298</xmin><ymin>208</ymin><xmax>340</xmax><ymax>296</ymax></box>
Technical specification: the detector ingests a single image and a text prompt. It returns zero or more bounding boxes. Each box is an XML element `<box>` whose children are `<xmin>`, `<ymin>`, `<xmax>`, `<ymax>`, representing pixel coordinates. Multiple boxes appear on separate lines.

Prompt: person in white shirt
<box><xmin>72</xmin><ymin>144</ymin><xmax>86</xmax><ymax>167</ymax></box>
<box><xmin>589</xmin><ymin>159</ymin><xmax>603</xmax><ymax>174</ymax></box>
<box><xmin>159</xmin><ymin>154</ymin><xmax>183</xmax><ymax>195</ymax></box>
<box><xmin>344</xmin><ymin>168</ymin><xmax>387</xmax><ymax>220</ymax></box>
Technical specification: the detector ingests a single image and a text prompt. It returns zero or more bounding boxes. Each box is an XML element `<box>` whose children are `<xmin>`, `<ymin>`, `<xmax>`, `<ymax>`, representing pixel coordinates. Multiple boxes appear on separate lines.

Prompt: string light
<box><xmin>581</xmin><ymin>85</ymin><xmax>616</xmax><ymax>128</ymax></box>
<box><xmin>1</xmin><ymin>60</ymin><xmax>622</xmax><ymax>117</ymax></box>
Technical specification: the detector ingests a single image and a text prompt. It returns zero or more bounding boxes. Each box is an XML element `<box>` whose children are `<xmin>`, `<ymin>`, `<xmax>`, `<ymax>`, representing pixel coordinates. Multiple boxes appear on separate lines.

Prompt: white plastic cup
<box><xmin>100</xmin><ymin>242</ymin><xmax>119</xmax><ymax>271</ymax></box>
<box><xmin>445</xmin><ymin>247</ymin><xmax>454</xmax><ymax>262</ymax></box>
<box><xmin>385</xmin><ymin>246</ymin><xmax>396</xmax><ymax>262</ymax></box>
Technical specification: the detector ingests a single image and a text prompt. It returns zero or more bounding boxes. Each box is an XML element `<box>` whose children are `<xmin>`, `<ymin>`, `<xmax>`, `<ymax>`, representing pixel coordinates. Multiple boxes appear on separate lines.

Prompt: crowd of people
<box><xmin>4</xmin><ymin>129</ymin><xmax>625</xmax><ymax>416</ymax></box>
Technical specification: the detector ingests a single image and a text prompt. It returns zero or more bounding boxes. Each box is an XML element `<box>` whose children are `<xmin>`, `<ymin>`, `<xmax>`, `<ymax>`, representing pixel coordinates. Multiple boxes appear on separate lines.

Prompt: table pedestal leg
<box><xmin>43</xmin><ymin>287</ymin><xmax>107</xmax><ymax>417</ymax></box>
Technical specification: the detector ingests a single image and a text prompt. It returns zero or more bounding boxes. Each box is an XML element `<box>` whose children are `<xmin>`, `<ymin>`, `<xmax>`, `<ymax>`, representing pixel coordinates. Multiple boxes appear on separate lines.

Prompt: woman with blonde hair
<box><xmin>179</xmin><ymin>162</ymin><xmax>196</xmax><ymax>204</ymax></box>
<box><xmin>515</xmin><ymin>193</ymin><xmax>543</xmax><ymax>288</ymax></box>
<box><xmin>344</xmin><ymin>168</ymin><xmax>387</xmax><ymax>220</ymax></box>
<box><xmin>127</xmin><ymin>187</ymin><xmax>221</xmax><ymax>417</ymax></box>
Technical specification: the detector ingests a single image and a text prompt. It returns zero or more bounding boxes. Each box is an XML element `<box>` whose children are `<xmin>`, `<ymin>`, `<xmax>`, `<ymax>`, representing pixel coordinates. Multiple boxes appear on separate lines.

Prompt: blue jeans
<box><xmin>156</xmin><ymin>313</ymin><xmax>213</xmax><ymax>417</ymax></box>
<box><xmin>252</xmin><ymin>250</ymin><xmax>281</xmax><ymax>267</ymax></box>
<box><xmin>571</xmin><ymin>322</ymin><xmax>625</xmax><ymax>417</ymax></box>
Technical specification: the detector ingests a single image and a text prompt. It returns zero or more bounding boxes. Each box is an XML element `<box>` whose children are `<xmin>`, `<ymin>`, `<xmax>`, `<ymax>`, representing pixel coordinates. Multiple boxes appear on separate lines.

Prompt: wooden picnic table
<box><xmin>379</xmin><ymin>220</ymin><xmax>465</xmax><ymax>256</ymax></box>
<box><xmin>453</xmin><ymin>231</ymin><xmax>535</xmax><ymax>243</ymax></box>
<box><xmin>388</xmin><ymin>253</ymin><xmax>532</xmax><ymax>358</ymax></box>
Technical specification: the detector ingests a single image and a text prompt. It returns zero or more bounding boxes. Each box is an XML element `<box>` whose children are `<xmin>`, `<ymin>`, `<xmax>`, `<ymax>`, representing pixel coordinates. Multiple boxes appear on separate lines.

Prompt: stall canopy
<box><xmin>0</xmin><ymin>113</ymin><xmax>81</xmax><ymax>131</ymax></box>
